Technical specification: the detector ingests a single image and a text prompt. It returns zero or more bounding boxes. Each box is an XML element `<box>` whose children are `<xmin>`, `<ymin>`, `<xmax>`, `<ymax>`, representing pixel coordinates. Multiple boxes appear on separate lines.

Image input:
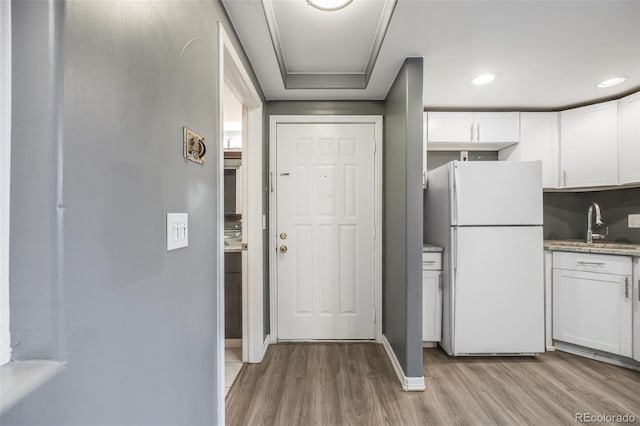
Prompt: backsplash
<box><xmin>426</xmin><ymin>151</ymin><xmax>498</xmax><ymax>172</ymax></box>
<box><xmin>544</xmin><ymin>187</ymin><xmax>640</xmax><ymax>244</ymax></box>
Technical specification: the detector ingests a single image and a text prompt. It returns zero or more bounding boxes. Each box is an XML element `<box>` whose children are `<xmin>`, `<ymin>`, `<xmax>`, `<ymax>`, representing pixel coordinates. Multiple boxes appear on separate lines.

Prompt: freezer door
<box><xmin>452</xmin><ymin>226</ymin><xmax>544</xmax><ymax>355</ymax></box>
<box><xmin>452</xmin><ymin>161</ymin><xmax>543</xmax><ymax>226</ymax></box>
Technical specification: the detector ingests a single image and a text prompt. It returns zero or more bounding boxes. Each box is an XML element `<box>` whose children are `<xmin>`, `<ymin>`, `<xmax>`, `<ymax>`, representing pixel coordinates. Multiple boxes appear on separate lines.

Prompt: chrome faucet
<box><xmin>587</xmin><ymin>202</ymin><xmax>608</xmax><ymax>243</ymax></box>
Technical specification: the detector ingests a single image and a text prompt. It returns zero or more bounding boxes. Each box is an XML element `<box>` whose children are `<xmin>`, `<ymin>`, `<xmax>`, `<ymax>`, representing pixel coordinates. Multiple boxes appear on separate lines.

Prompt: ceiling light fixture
<box><xmin>306</xmin><ymin>0</ymin><xmax>354</xmax><ymax>11</ymax></box>
<box><xmin>472</xmin><ymin>74</ymin><xmax>496</xmax><ymax>86</ymax></box>
<box><xmin>597</xmin><ymin>77</ymin><xmax>626</xmax><ymax>88</ymax></box>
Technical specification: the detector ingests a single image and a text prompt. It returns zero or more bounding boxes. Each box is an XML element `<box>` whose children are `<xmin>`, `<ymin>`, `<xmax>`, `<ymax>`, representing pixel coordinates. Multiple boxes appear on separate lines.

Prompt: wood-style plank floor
<box><xmin>225</xmin><ymin>343</ymin><xmax>640</xmax><ymax>425</ymax></box>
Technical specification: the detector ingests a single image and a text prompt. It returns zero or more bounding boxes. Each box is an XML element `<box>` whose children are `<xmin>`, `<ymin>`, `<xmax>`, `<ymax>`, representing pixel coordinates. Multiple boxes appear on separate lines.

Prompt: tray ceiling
<box><xmin>223</xmin><ymin>0</ymin><xmax>640</xmax><ymax>108</ymax></box>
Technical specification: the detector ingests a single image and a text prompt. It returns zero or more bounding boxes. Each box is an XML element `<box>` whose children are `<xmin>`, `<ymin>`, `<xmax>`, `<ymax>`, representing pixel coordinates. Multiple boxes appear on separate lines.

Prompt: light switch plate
<box><xmin>629</xmin><ymin>214</ymin><xmax>640</xmax><ymax>228</ymax></box>
<box><xmin>167</xmin><ymin>213</ymin><xmax>189</xmax><ymax>251</ymax></box>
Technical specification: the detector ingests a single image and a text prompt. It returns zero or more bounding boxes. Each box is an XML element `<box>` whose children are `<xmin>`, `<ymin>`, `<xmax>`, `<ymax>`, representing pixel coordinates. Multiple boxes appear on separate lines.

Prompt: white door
<box><xmin>560</xmin><ymin>101</ymin><xmax>618</xmax><ymax>188</ymax></box>
<box><xmin>473</xmin><ymin>112</ymin><xmax>520</xmax><ymax>143</ymax></box>
<box><xmin>275</xmin><ymin>122</ymin><xmax>376</xmax><ymax>340</ymax></box>
<box><xmin>453</xmin><ymin>226</ymin><xmax>544</xmax><ymax>354</ymax></box>
<box><xmin>553</xmin><ymin>269</ymin><xmax>632</xmax><ymax>357</ymax></box>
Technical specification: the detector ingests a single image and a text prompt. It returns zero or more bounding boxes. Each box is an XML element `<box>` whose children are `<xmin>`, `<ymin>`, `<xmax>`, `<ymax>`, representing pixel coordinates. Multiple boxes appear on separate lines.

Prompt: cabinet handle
<box><xmin>638</xmin><ymin>279</ymin><xmax>640</xmax><ymax>301</ymax></box>
<box><xmin>563</xmin><ymin>170</ymin><xmax>567</xmax><ymax>186</ymax></box>
<box><xmin>470</xmin><ymin>123</ymin><xmax>474</xmax><ymax>142</ymax></box>
<box><xmin>625</xmin><ymin>277</ymin><xmax>629</xmax><ymax>299</ymax></box>
<box><xmin>438</xmin><ymin>274</ymin><xmax>443</xmax><ymax>291</ymax></box>
<box><xmin>476</xmin><ymin>124</ymin><xmax>480</xmax><ymax>142</ymax></box>
<box><xmin>576</xmin><ymin>261</ymin><xmax>605</xmax><ymax>266</ymax></box>
<box><xmin>424</xmin><ymin>260</ymin><xmax>436</xmax><ymax>264</ymax></box>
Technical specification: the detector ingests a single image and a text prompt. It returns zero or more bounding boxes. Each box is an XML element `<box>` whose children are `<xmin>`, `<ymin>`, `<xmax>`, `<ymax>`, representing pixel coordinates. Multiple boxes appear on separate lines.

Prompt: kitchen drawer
<box><xmin>422</xmin><ymin>252</ymin><xmax>442</xmax><ymax>270</ymax></box>
<box><xmin>553</xmin><ymin>251</ymin><xmax>631</xmax><ymax>276</ymax></box>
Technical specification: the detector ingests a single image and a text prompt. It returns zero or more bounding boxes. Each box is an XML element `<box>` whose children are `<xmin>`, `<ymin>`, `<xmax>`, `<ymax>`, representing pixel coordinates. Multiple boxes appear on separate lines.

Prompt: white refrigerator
<box><xmin>424</xmin><ymin>161</ymin><xmax>545</xmax><ymax>356</ymax></box>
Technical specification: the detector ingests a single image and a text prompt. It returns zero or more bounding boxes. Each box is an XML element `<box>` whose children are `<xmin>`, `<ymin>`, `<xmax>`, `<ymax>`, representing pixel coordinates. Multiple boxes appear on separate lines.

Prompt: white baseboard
<box><xmin>422</xmin><ymin>342</ymin><xmax>438</xmax><ymax>348</ymax></box>
<box><xmin>554</xmin><ymin>341</ymin><xmax>640</xmax><ymax>372</ymax></box>
<box><xmin>262</xmin><ymin>334</ymin><xmax>270</xmax><ymax>358</ymax></box>
<box><xmin>545</xmin><ymin>345</ymin><xmax>556</xmax><ymax>352</ymax></box>
<box><xmin>381</xmin><ymin>335</ymin><xmax>425</xmax><ymax>392</ymax></box>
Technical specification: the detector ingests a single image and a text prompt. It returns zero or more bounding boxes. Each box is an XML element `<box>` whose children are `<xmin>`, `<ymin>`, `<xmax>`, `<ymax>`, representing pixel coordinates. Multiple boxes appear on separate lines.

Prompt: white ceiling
<box><xmin>223</xmin><ymin>0</ymin><xmax>640</xmax><ymax>109</ymax></box>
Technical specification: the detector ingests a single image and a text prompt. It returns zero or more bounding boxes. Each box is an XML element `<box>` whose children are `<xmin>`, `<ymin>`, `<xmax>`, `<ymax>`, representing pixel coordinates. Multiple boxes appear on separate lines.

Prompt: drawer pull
<box><xmin>424</xmin><ymin>260</ymin><xmax>436</xmax><ymax>264</ymax></box>
<box><xmin>576</xmin><ymin>261</ymin><xmax>605</xmax><ymax>266</ymax></box>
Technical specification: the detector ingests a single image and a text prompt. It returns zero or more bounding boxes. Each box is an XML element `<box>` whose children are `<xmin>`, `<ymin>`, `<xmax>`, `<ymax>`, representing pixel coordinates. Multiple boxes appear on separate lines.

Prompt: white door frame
<box><xmin>268</xmin><ymin>115</ymin><xmax>383</xmax><ymax>343</ymax></box>
<box><xmin>216</xmin><ymin>24</ymin><xmax>264</xmax><ymax>425</ymax></box>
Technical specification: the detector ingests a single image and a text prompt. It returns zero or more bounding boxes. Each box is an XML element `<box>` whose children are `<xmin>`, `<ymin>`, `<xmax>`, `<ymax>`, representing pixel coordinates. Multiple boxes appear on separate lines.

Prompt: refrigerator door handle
<box><xmin>452</xmin><ymin>165</ymin><xmax>460</xmax><ymax>225</ymax></box>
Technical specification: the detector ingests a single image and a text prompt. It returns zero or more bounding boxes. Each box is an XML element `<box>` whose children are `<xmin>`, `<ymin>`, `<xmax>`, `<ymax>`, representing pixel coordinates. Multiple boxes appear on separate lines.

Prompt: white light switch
<box><xmin>629</xmin><ymin>214</ymin><xmax>640</xmax><ymax>229</ymax></box>
<box><xmin>167</xmin><ymin>213</ymin><xmax>189</xmax><ymax>251</ymax></box>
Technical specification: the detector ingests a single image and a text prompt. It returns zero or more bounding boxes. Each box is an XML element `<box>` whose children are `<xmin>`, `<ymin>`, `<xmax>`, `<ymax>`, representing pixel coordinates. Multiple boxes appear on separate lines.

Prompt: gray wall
<box><xmin>382</xmin><ymin>58</ymin><xmax>424</xmax><ymax>378</ymax></box>
<box><xmin>262</xmin><ymin>100</ymin><xmax>386</xmax><ymax>338</ymax></box>
<box><xmin>4</xmin><ymin>0</ymin><xmax>262</xmax><ymax>424</ymax></box>
<box><xmin>426</xmin><ymin>151</ymin><xmax>498</xmax><ymax>172</ymax></box>
<box><xmin>544</xmin><ymin>187</ymin><xmax>640</xmax><ymax>244</ymax></box>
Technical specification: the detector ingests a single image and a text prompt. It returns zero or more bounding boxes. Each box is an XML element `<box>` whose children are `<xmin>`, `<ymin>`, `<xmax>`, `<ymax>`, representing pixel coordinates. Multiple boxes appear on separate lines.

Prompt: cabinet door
<box><xmin>427</xmin><ymin>112</ymin><xmax>474</xmax><ymax>143</ymax></box>
<box><xmin>553</xmin><ymin>269</ymin><xmax>632</xmax><ymax>357</ymax></box>
<box><xmin>560</xmin><ymin>101</ymin><xmax>618</xmax><ymax>188</ymax></box>
<box><xmin>473</xmin><ymin>112</ymin><xmax>520</xmax><ymax>143</ymax></box>
<box><xmin>499</xmin><ymin>113</ymin><xmax>559</xmax><ymax>188</ymax></box>
<box><xmin>423</xmin><ymin>270</ymin><xmax>442</xmax><ymax>342</ymax></box>
<box><xmin>618</xmin><ymin>91</ymin><xmax>640</xmax><ymax>184</ymax></box>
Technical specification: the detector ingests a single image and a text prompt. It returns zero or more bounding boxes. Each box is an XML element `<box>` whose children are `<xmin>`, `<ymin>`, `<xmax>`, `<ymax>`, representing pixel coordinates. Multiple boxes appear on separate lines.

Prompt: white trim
<box><xmin>269</xmin><ymin>115</ymin><xmax>383</xmax><ymax>343</ymax></box>
<box><xmin>381</xmin><ymin>335</ymin><xmax>426</xmax><ymax>392</ymax></box>
<box><xmin>554</xmin><ymin>341</ymin><xmax>640</xmax><ymax>372</ymax></box>
<box><xmin>217</xmin><ymin>24</ymin><xmax>265</xmax><ymax>426</ymax></box>
<box><xmin>0</xmin><ymin>361</ymin><xmax>64</xmax><ymax>415</ymax></box>
<box><xmin>0</xmin><ymin>0</ymin><xmax>11</xmax><ymax>366</ymax></box>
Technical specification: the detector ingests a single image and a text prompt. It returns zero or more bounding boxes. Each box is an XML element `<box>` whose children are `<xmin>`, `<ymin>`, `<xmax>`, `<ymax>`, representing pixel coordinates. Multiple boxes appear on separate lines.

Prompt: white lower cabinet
<box><xmin>633</xmin><ymin>258</ymin><xmax>640</xmax><ymax>362</ymax></box>
<box><xmin>423</xmin><ymin>251</ymin><xmax>443</xmax><ymax>342</ymax></box>
<box><xmin>552</xmin><ymin>252</ymin><xmax>633</xmax><ymax>357</ymax></box>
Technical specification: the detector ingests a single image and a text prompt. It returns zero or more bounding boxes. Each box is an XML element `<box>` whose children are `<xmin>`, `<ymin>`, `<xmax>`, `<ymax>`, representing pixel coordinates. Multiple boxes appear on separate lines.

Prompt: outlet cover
<box><xmin>629</xmin><ymin>214</ymin><xmax>640</xmax><ymax>229</ymax></box>
<box><xmin>167</xmin><ymin>213</ymin><xmax>189</xmax><ymax>251</ymax></box>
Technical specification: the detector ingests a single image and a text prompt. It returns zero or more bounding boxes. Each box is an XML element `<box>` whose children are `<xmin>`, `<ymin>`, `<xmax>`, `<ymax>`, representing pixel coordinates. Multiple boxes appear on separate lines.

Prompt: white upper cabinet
<box><xmin>499</xmin><ymin>112</ymin><xmax>559</xmax><ymax>189</ymax></box>
<box><xmin>427</xmin><ymin>112</ymin><xmax>475</xmax><ymax>143</ymax></box>
<box><xmin>560</xmin><ymin>100</ymin><xmax>618</xmax><ymax>188</ymax></box>
<box><xmin>618</xmin><ymin>91</ymin><xmax>640</xmax><ymax>185</ymax></box>
<box><xmin>473</xmin><ymin>112</ymin><xmax>520</xmax><ymax>143</ymax></box>
<box><xmin>426</xmin><ymin>112</ymin><xmax>519</xmax><ymax>150</ymax></box>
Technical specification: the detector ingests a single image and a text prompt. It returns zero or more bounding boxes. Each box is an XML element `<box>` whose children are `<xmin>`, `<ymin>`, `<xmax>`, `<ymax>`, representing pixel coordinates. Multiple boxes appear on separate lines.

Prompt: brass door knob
<box><xmin>279</xmin><ymin>245</ymin><xmax>288</xmax><ymax>254</ymax></box>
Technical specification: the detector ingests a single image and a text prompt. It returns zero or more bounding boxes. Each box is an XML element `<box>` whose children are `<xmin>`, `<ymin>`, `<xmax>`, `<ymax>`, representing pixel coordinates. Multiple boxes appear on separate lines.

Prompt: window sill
<box><xmin>0</xmin><ymin>360</ymin><xmax>65</xmax><ymax>414</ymax></box>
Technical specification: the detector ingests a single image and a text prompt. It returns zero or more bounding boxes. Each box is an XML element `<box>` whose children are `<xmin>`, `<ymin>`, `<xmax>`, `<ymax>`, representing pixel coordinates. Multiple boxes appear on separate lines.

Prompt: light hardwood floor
<box><xmin>225</xmin><ymin>343</ymin><xmax>640</xmax><ymax>425</ymax></box>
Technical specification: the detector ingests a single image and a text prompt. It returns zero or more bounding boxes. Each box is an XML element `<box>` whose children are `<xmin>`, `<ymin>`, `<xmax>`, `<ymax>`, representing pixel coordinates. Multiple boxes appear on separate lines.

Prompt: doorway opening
<box><xmin>216</xmin><ymin>24</ymin><xmax>265</xmax><ymax>425</ymax></box>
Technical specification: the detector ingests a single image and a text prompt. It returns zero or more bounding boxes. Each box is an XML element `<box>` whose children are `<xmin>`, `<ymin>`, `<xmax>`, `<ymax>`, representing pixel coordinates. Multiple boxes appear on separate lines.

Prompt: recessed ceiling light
<box><xmin>597</xmin><ymin>77</ymin><xmax>626</xmax><ymax>88</ymax></box>
<box><xmin>472</xmin><ymin>74</ymin><xmax>496</xmax><ymax>86</ymax></box>
<box><xmin>306</xmin><ymin>0</ymin><xmax>354</xmax><ymax>11</ymax></box>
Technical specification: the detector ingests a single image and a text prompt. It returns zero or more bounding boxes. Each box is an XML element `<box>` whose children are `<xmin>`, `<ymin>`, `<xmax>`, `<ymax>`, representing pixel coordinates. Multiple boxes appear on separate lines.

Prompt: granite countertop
<box><xmin>544</xmin><ymin>240</ymin><xmax>640</xmax><ymax>257</ymax></box>
<box><xmin>423</xmin><ymin>244</ymin><xmax>444</xmax><ymax>252</ymax></box>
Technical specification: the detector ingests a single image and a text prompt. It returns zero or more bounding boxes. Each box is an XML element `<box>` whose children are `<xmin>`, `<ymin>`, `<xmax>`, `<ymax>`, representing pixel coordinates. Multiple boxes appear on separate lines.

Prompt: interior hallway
<box><xmin>226</xmin><ymin>343</ymin><xmax>640</xmax><ymax>426</ymax></box>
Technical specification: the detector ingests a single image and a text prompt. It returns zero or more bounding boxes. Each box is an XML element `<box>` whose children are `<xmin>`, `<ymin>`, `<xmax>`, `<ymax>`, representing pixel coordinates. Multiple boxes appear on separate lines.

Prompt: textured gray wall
<box><xmin>8</xmin><ymin>0</ymin><xmax>63</xmax><ymax>362</ymax></box>
<box><xmin>4</xmin><ymin>0</ymin><xmax>262</xmax><ymax>424</ymax></box>
<box><xmin>544</xmin><ymin>187</ymin><xmax>640</xmax><ymax>244</ymax></box>
<box><xmin>382</xmin><ymin>58</ymin><xmax>424</xmax><ymax>378</ymax></box>
<box><xmin>263</xmin><ymin>100</ymin><xmax>386</xmax><ymax>338</ymax></box>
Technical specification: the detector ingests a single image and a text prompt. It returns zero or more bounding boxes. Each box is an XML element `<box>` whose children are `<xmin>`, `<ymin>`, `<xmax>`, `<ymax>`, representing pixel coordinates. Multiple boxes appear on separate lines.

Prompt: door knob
<box><xmin>279</xmin><ymin>245</ymin><xmax>288</xmax><ymax>254</ymax></box>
